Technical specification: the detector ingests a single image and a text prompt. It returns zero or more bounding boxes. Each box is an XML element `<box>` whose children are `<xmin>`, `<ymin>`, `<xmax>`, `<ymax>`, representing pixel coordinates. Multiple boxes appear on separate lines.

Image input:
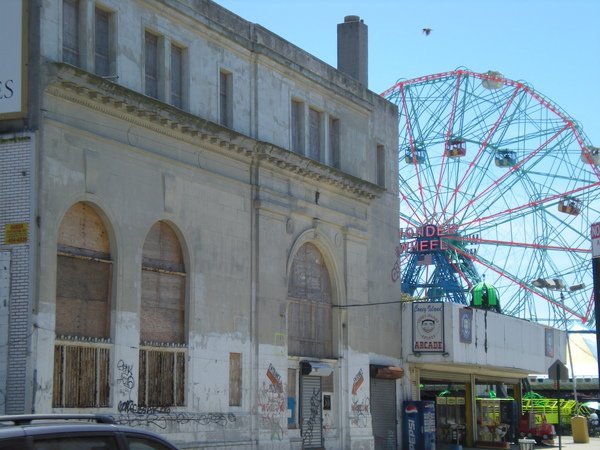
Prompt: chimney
<box><xmin>337</xmin><ymin>15</ymin><xmax>368</xmax><ymax>86</ymax></box>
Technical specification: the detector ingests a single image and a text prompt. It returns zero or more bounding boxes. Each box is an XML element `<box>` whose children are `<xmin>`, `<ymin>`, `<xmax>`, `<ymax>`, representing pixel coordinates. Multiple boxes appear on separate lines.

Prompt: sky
<box><xmin>216</xmin><ymin>0</ymin><xmax>600</xmax><ymax>146</ymax></box>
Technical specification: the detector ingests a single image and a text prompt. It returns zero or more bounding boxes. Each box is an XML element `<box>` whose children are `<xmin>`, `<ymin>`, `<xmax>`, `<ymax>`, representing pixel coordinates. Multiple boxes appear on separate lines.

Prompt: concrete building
<box><xmin>0</xmin><ymin>1</ymin><xmax>568</xmax><ymax>450</ymax></box>
<box><xmin>0</xmin><ymin>1</ymin><xmax>401</xmax><ymax>449</ymax></box>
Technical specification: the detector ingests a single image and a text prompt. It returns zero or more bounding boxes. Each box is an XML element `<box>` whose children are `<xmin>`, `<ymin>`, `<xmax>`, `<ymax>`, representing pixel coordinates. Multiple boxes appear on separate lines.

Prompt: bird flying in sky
<box><xmin>422</xmin><ymin>28</ymin><xmax>432</xmax><ymax>36</ymax></box>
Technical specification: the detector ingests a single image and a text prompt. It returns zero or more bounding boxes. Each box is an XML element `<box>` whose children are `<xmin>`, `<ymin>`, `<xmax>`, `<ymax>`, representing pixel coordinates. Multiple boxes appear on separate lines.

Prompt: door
<box><xmin>300</xmin><ymin>375</ymin><xmax>323</xmax><ymax>448</ymax></box>
<box><xmin>371</xmin><ymin>377</ymin><xmax>397</xmax><ymax>450</ymax></box>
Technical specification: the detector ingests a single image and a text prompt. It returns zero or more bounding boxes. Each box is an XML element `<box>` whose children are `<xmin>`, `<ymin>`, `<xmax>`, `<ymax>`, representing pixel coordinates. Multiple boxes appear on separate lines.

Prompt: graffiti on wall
<box><xmin>302</xmin><ymin>387</ymin><xmax>322</xmax><ymax>446</ymax></box>
<box><xmin>112</xmin><ymin>359</ymin><xmax>237</xmax><ymax>430</ymax></box>
<box><xmin>117</xmin><ymin>359</ymin><xmax>135</xmax><ymax>395</ymax></box>
<box><xmin>113</xmin><ymin>409</ymin><xmax>236</xmax><ymax>429</ymax></box>
<box><xmin>258</xmin><ymin>363</ymin><xmax>286</xmax><ymax>441</ymax></box>
<box><xmin>350</xmin><ymin>368</ymin><xmax>369</xmax><ymax>428</ymax></box>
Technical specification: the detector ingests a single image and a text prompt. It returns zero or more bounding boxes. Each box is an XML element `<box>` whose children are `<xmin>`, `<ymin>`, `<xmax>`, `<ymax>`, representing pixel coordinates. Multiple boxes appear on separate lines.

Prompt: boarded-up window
<box><xmin>53</xmin><ymin>340</ymin><xmax>110</xmax><ymax>408</ymax></box>
<box><xmin>140</xmin><ymin>221</ymin><xmax>186</xmax><ymax>407</ymax></box>
<box><xmin>141</xmin><ymin>221</ymin><xmax>185</xmax><ymax>344</ymax></box>
<box><xmin>229</xmin><ymin>352</ymin><xmax>241</xmax><ymax>406</ymax></box>
<box><xmin>54</xmin><ymin>202</ymin><xmax>112</xmax><ymax>408</ymax></box>
<box><xmin>139</xmin><ymin>347</ymin><xmax>185</xmax><ymax>407</ymax></box>
<box><xmin>287</xmin><ymin>243</ymin><xmax>332</xmax><ymax>358</ymax></box>
<box><xmin>62</xmin><ymin>0</ymin><xmax>80</xmax><ymax>66</ymax></box>
<box><xmin>56</xmin><ymin>257</ymin><xmax>111</xmax><ymax>337</ymax></box>
<box><xmin>56</xmin><ymin>202</ymin><xmax>112</xmax><ymax>339</ymax></box>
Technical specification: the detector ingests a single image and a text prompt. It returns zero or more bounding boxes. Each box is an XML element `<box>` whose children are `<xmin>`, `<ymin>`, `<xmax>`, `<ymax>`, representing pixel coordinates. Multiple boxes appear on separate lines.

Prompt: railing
<box><xmin>522</xmin><ymin>398</ymin><xmax>591</xmax><ymax>425</ymax></box>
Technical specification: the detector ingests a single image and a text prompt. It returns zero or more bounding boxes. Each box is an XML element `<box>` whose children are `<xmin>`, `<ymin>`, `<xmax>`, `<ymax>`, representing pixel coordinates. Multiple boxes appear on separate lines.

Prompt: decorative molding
<box><xmin>46</xmin><ymin>63</ymin><xmax>383</xmax><ymax>201</ymax></box>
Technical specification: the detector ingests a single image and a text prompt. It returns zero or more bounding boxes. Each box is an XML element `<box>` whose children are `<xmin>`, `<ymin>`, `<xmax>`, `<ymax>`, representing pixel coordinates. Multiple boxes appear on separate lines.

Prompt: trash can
<box><xmin>518</xmin><ymin>439</ymin><xmax>536</xmax><ymax>450</ymax></box>
<box><xmin>571</xmin><ymin>415</ymin><xmax>590</xmax><ymax>443</ymax></box>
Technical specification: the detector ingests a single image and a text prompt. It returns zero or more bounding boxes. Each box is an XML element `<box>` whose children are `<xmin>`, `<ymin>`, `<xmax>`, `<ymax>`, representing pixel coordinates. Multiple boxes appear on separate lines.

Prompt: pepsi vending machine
<box><xmin>403</xmin><ymin>400</ymin><xmax>436</xmax><ymax>450</ymax></box>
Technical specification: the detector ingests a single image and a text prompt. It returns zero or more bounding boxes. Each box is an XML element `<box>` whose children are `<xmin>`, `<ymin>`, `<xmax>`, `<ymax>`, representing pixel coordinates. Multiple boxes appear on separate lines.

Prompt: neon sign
<box><xmin>398</xmin><ymin>224</ymin><xmax>458</xmax><ymax>254</ymax></box>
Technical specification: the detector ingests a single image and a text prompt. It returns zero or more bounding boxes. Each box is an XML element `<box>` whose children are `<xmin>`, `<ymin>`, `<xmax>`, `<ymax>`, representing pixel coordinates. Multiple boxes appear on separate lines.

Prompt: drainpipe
<box><xmin>249</xmin><ymin>155</ymin><xmax>260</xmax><ymax>449</ymax></box>
<box><xmin>249</xmin><ymin>22</ymin><xmax>260</xmax><ymax>449</ymax></box>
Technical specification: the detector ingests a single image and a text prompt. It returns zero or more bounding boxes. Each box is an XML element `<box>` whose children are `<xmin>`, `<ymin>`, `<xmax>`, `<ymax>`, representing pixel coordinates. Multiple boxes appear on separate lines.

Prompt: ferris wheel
<box><xmin>383</xmin><ymin>69</ymin><xmax>600</xmax><ymax>328</ymax></box>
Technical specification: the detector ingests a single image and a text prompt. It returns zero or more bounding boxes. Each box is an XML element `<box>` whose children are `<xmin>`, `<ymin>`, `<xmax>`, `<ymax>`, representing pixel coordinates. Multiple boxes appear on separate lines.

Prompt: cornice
<box><xmin>45</xmin><ymin>63</ymin><xmax>383</xmax><ymax>201</ymax></box>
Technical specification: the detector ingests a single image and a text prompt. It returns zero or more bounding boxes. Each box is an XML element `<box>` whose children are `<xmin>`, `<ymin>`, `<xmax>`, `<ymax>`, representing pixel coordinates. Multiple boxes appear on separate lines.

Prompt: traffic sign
<box><xmin>548</xmin><ymin>359</ymin><xmax>568</xmax><ymax>381</ymax></box>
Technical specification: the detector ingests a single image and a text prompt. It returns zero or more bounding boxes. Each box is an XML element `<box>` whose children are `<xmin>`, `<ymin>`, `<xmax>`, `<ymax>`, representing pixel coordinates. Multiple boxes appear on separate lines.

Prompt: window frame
<box><xmin>219</xmin><ymin>69</ymin><xmax>233</xmax><ymax>127</ymax></box>
<box><xmin>62</xmin><ymin>0</ymin><xmax>81</xmax><ymax>66</ymax></box>
<box><xmin>94</xmin><ymin>6</ymin><xmax>113</xmax><ymax>77</ymax></box>
<box><xmin>170</xmin><ymin>43</ymin><xmax>184</xmax><ymax>108</ymax></box>
<box><xmin>308</xmin><ymin>107</ymin><xmax>322</xmax><ymax>162</ymax></box>
<box><xmin>376</xmin><ymin>144</ymin><xmax>386</xmax><ymax>187</ymax></box>
<box><xmin>328</xmin><ymin>116</ymin><xmax>340</xmax><ymax>168</ymax></box>
<box><xmin>144</xmin><ymin>30</ymin><xmax>161</xmax><ymax>99</ymax></box>
<box><xmin>291</xmin><ymin>98</ymin><xmax>305</xmax><ymax>154</ymax></box>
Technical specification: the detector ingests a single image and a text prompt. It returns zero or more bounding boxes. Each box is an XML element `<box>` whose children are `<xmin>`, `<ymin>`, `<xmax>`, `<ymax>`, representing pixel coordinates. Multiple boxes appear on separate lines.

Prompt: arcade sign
<box><xmin>412</xmin><ymin>302</ymin><xmax>445</xmax><ymax>353</ymax></box>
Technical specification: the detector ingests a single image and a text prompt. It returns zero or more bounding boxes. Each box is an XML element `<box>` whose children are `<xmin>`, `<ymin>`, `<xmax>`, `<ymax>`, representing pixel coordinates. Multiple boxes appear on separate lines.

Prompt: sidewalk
<box><xmin>440</xmin><ymin>435</ymin><xmax>600</xmax><ymax>450</ymax></box>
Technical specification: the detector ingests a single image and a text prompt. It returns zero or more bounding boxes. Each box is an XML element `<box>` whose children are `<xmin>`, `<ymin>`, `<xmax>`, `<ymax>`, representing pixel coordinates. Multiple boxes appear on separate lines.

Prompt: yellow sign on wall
<box><xmin>4</xmin><ymin>222</ymin><xmax>28</xmax><ymax>244</ymax></box>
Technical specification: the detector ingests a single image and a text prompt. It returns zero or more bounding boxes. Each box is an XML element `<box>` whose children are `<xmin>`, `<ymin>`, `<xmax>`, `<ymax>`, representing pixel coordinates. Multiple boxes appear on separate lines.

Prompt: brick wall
<box><xmin>0</xmin><ymin>134</ymin><xmax>33</xmax><ymax>414</ymax></box>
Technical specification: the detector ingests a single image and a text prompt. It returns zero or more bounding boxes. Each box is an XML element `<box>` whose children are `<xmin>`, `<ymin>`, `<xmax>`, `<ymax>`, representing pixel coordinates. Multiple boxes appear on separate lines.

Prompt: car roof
<box><xmin>0</xmin><ymin>415</ymin><xmax>178</xmax><ymax>448</ymax></box>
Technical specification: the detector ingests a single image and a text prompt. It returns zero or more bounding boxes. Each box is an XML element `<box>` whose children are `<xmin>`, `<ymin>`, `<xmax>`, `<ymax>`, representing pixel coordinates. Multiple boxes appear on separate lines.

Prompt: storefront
<box><xmin>400</xmin><ymin>301</ymin><xmax>566</xmax><ymax>448</ymax></box>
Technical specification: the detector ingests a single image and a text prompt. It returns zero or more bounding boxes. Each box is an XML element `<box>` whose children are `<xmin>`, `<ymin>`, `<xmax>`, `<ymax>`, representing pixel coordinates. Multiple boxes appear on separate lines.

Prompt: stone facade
<box><xmin>0</xmin><ymin>1</ymin><xmax>400</xmax><ymax>449</ymax></box>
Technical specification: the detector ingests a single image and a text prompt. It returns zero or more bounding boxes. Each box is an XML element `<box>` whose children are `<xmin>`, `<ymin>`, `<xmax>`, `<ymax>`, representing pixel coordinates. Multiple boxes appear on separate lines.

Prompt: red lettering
<box><xmin>425</xmin><ymin>225</ymin><xmax>437</xmax><ymax>237</ymax></box>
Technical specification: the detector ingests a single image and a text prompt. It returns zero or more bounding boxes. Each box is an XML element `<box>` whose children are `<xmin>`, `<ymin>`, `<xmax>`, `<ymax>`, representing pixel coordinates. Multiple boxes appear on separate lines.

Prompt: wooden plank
<box><xmin>142</xmin><ymin>222</ymin><xmax>184</xmax><ymax>266</ymax></box>
<box><xmin>229</xmin><ymin>352</ymin><xmax>241</xmax><ymax>406</ymax></box>
<box><xmin>58</xmin><ymin>203</ymin><xmax>109</xmax><ymax>253</ymax></box>
<box><xmin>56</xmin><ymin>256</ymin><xmax>111</xmax><ymax>338</ymax></box>
<box><xmin>141</xmin><ymin>271</ymin><xmax>185</xmax><ymax>343</ymax></box>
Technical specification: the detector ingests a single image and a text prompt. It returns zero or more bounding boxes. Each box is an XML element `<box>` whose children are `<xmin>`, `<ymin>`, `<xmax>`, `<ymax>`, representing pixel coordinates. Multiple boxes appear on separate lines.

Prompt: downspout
<box><xmin>249</xmin><ymin>23</ymin><xmax>260</xmax><ymax>449</ymax></box>
<box><xmin>249</xmin><ymin>155</ymin><xmax>260</xmax><ymax>449</ymax></box>
<box><xmin>340</xmin><ymin>227</ymin><xmax>349</xmax><ymax>450</ymax></box>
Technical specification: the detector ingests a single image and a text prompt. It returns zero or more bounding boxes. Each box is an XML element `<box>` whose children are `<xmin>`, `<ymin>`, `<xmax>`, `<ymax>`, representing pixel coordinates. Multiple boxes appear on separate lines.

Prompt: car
<box><xmin>0</xmin><ymin>414</ymin><xmax>179</xmax><ymax>450</ymax></box>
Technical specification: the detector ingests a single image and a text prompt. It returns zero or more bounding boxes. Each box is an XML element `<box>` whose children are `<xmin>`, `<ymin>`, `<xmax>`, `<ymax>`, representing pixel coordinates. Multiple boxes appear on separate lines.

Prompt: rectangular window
<box><xmin>34</xmin><ymin>436</ymin><xmax>119</xmax><ymax>450</ymax></box>
<box><xmin>229</xmin><ymin>352</ymin><xmax>242</xmax><ymax>406</ymax></box>
<box><xmin>376</xmin><ymin>144</ymin><xmax>386</xmax><ymax>187</ymax></box>
<box><xmin>139</xmin><ymin>347</ymin><xmax>185</xmax><ymax>407</ymax></box>
<box><xmin>219</xmin><ymin>70</ymin><xmax>232</xmax><ymax>127</ymax></box>
<box><xmin>291</xmin><ymin>99</ymin><xmax>304</xmax><ymax>154</ymax></box>
<box><xmin>53</xmin><ymin>341</ymin><xmax>110</xmax><ymax>407</ymax></box>
<box><xmin>62</xmin><ymin>0</ymin><xmax>80</xmax><ymax>66</ymax></box>
<box><xmin>94</xmin><ymin>7</ymin><xmax>111</xmax><ymax>76</ymax></box>
<box><xmin>309</xmin><ymin>108</ymin><xmax>321</xmax><ymax>161</ymax></box>
<box><xmin>171</xmin><ymin>45</ymin><xmax>183</xmax><ymax>108</ymax></box>
<box><xmin>329</xmin><ymin>117</ymin><xmax>340</xmax><ymax>168</ymax></box>
<box><xmin>144</xmin><ymin>31</ymin><xmax>159</xmax><ymax>98</ymax></box>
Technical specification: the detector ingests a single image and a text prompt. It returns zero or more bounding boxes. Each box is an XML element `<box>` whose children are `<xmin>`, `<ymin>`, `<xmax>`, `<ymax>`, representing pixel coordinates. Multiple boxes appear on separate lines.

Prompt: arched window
<box><xmin>287</xmin><ymin>242</ymin><xmax>332</xmax><ymax>358</ymax></box>
<box><xmin>139</xmin><ymin>221</ymin><xmax>186</xmax><ymax>407</ymax></box>
<box><xmin>54</xmin><ymin>202</ymin><xmax>112</xmax><ymax>407</ymax></box>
